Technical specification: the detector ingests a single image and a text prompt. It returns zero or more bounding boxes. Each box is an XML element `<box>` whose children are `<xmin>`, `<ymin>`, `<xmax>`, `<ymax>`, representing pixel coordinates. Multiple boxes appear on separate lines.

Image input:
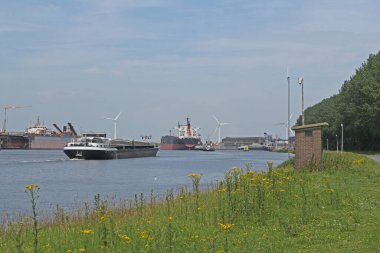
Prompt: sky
<box><xmin>0</xmin><ymin>0</ymin><xmax>379</xmax><ymax>142</ymax></box>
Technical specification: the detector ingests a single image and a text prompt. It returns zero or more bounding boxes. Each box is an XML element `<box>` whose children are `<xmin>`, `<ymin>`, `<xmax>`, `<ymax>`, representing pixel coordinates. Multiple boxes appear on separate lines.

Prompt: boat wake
<box><xmin>0</xmin><ymin>158</ymin><xmax>69</xmax><ymax>166</ymax></box>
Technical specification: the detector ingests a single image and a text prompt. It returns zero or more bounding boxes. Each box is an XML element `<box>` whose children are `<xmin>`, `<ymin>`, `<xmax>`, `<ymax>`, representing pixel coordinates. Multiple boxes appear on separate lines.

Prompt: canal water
<box><xmin>0</xmin><ymin>149</ymin><xmax>290</xmax><ymax>219</ymax></box>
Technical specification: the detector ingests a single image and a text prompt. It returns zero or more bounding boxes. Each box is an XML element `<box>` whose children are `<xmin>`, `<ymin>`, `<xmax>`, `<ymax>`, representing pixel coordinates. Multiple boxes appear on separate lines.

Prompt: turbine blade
<box><xmin>220</xmin><ymin>122</ymin><xmax>231</xmax><ymax>126</ymax></box>
<box><xmin>213</xmin><ymin>115</ymin><xmax>220</xmax><ymax>125</ymax></box>
<box><xmin>114</xmin><ymin>112</ymin><xmax>122</xmax><ymax>121</ymax></box>
<box><xmin>212</xmin><ymin>126</ymin><xmax>218</xmax><ymax>137</ymax></box>
<box><xmin>104</xmin><ymin>117</ymin><xmax>113</xmax><ymax>120</ymax></box>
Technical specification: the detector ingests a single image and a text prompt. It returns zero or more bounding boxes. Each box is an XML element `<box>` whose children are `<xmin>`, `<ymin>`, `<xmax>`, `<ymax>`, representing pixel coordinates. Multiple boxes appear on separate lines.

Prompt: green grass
<box><xmin>1</xmin><ymin>152</ymin><xmax>380</xmax><ymax>252</ymax></box>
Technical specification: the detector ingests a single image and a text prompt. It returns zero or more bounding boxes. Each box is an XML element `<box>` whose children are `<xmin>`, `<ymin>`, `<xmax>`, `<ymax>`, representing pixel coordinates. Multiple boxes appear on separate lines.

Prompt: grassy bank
<box><xmin>1</xmin><ymin>152</ymin><xmax>380</xmax><ymax>252</ymax></box>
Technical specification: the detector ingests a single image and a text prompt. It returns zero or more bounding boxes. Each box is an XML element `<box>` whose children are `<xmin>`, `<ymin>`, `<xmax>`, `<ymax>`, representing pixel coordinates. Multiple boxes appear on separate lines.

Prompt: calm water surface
<box><xmin>0</xmin><ymin>149</ymin><xmax>290</xmax><ymax>218</ymax></box>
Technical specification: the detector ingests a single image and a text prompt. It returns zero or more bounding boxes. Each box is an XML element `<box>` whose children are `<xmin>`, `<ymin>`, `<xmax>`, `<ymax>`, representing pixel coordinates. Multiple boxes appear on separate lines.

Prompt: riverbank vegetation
<box><xmin>298</xmin><ymin>51</ymin><xmax>380</xmax><ymax>151</ymax></box>
<box><xmin>1</xmin><ymin>152</ymin><xmax>380</xmax><ymax>252</ymax></box>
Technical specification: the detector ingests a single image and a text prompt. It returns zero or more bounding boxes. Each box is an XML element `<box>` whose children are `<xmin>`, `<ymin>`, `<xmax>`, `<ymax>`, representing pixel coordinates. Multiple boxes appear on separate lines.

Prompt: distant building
<box><xmin>221</xmin><ymin>137</ymin><xmax>266</xmax><ymax>149</ymax></box>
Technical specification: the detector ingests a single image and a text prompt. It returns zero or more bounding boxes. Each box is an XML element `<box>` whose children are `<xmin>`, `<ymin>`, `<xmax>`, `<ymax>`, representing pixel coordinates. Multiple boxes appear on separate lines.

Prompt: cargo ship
<box><xmin>63</xmin><ymin>133</ymin><xmax>158</xmax><ymax>160</ymax></box>
<box><xmin>160</xmin><ymin>118</ymin><xmax>202</xmax><ymax>150</ymax></box>
<box><xmin>26</xmin><ymin>117</ymin><xmax>77</xmax><ymax>150</ymax></box>
<box><xmin>0</xmin><ymin>117</ymin><xmax>77</xmax><ymax>150</ymax></box>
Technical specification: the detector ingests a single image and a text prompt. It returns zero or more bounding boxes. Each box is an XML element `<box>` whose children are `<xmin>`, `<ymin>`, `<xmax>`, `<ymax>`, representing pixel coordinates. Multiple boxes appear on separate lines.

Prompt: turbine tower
<box><xmin>276</xmin><ymin>113</ymin><xmax>294</xmax><ymax>141</ymax></box>
<box><xmin>104</xmin><ymin>112</ymin><xmax>122</xmax><ymax>139</ymax></box>
<box><xmin>213</xmin><ymin>115</ymin><xmax>231</xmax><ymax>144</ymax></box>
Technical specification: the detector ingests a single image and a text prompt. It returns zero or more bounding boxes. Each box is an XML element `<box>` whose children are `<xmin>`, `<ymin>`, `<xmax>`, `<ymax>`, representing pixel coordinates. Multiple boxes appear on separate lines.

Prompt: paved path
<box><xmin>367</xmin><ymin>155</ymin><xmax>380</xmax><ymax>164</ymax></box>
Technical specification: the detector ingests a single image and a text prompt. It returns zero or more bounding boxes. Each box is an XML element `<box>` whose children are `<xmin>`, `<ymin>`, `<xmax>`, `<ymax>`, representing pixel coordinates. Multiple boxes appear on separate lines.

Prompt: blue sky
<box><xmin>1</xmin><ymin>0</ymin><xmax>379</xmax><ymax>141</ymax></box>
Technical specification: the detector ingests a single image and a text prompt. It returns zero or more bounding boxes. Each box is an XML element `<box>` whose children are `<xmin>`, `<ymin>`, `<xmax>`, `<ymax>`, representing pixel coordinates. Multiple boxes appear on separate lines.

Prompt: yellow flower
<box><xmin>100</xmin><ymin>215</ymin><xmax>107</xmax><ymax>221</ymax></box>
<box><xmin>279</xmin><ymin>189</ymin><xmax>286</xmax><ymax>192</ymax></box>
<box><xmin>139</xmin><ymin>230</ymin><xmax>149</xmax><ymax>239</ymax></box>
<box><xmin>25</xmin><ymin>184</ymin><xmax>39</xmax><ymax>191</ymax></box>
<box><xmin>79</xmin><ymin>249</ymin><xmax>86</xmax><ymax>253</ymax></box>
<box><xmin>188</xmin><ymin>173</ymin><xmax>202</xmax><ymax>180</ymax></box>
<box><xmin>191</xmin><ymin>235</ymin><xmax>199</xmax><ymax>240</ymax></box>
<box><xmin>66</xmin><ymin>250</ymin><xmax>73</xmax><ymax>253</ymax></box>
<box><xmin>119</xmin><ymin>234</ymin><xmax>131</xmax><ymax>242</ymax></box>
<box><xmin>219</xmin><ymin>223</ymin><xmax>234</xmax><ymax>231</ymax></box>
<box><xmin>168</xmin><ymin>216</ymin><xmax>174</xmax><ymax>222</ymax></box>
<box><xmin>81</xmin><ymin>228</ymin><xmax>94</xmax><ymax>234</ymax></box>
<box><xmin>218</xmin><ymin>187</ymin><xmax>227</xmax><ymax>192</ymax></box>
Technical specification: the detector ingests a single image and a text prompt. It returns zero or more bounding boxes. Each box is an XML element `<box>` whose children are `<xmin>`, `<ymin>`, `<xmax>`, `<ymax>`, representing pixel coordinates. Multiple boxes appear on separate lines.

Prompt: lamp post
<box><xmin>335</xmin><ymin>134</ymin><xmax>338</xmax><ymax>153</ymax></box>
<box><xmin>287</xmin><ymin>68</ymin><xmax>290</xmax><ymax>157</ymax></box>
<box><xmin>341</xmin><ymin>123</ymin><xmax>344</xmax><ymax>152</ymax></box>
<box><xmin>298</xmin><ymin>77</ymin><xmax>304</xmax><ymax>125</ymax></box>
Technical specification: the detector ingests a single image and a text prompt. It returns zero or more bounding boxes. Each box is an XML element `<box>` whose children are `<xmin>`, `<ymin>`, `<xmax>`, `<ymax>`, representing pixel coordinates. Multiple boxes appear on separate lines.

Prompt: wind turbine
<box><xmin>104</xmin><ymin>112</ymin><xmax>122</xmax><ymax>139</ymax></box>
<box><xmin>275</xmin><ymin>113</ymin><xmax>294</xmax><ymax>142</ymax></box>
<box><xmin>213</xmin><ymin>115</ymin><xmax>231</xmax><ymax>144</ymax></box>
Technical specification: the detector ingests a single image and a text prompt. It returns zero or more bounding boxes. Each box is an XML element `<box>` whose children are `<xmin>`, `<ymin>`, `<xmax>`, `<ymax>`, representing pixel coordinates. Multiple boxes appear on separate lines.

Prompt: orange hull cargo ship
<box><xmin>160</xmin><ymin>118</ymin><xmax>202</xmax><ymax>150</ymax></box>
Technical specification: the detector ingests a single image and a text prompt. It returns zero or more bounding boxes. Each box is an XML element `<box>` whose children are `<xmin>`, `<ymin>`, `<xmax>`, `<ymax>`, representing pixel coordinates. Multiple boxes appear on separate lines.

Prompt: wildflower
<box><xmin>119</xmin><ymin>234</ymin><xmax>131</xmax><ymax>242</ymax></box>
<box><xmin>218</xmin><ymin>187</ymin><xmax>227</xmax><ymax>192</ymax></box>
<box><xmin>279</xmin><ymin>189</ymin><xmax>286</xmax><ymax>192</ymax></box>
<box><xmin>25</xmin><ymin>184</ymin><xmax>39</xmax><ymax>191</ymax></box>
<box><xmin>66</xmin><ymin>250</ymin><xmax>73</xmax><ymax>253</ymax></box>
<box><xmin>100</xmin><ymin>215</ymin><xmax>107</xmax><ymax>221</ymax></box>
<box><xmin>219</xmin><ymin>223</ymin><xmax>234</xmax><ymax>231</ymax></box>
<box><xmin>353</xmin><ymin>159</ymin><xmax>365</xmax><ymax>165</ymax></box>
<box><xmin>168</xmin><ymin>216</ymin><xmax>174</xmax><ymax>222</ymax></box>
<box><xmin>81</xmin><ymin>228</ymin><xmax>94</xmax><ymax>234</ymax></box>
<box><xmin>139</xmin><ymin>230</ymin><xmax>149</xmax><ymax>239</ymax></box>
<box><xmin>188</xmin><ymin>173</ymin><xmax>202</xmax><ymax>180</ymax></box>
<box><xmin>247</xmin><ymin>170</ymin><xmax>255</xmax><ymax>177</ymax></box>
<box><xmin>79</xmin><ymin>249</ymin><xmax>86</xmax><ymax>253</ymax></box>
<box><xmin>191</xmin><ymin>235</ymin><xmax>199</xmax><ymax>240</ymax></box>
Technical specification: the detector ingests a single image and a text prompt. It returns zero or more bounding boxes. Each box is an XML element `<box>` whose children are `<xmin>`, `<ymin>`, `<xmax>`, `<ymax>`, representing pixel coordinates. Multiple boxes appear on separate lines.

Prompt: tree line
<box><xmin>297</xmin><ymin>51</ymin><xmax>380</xmax><ymax>151</ymax></box>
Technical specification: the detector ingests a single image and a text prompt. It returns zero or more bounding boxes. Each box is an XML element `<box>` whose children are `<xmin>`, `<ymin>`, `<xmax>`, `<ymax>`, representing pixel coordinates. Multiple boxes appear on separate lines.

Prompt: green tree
<box><xmin>299</xmin><ymin>51</ymin><xmax>380</xmax><ymax>150</ymax></box>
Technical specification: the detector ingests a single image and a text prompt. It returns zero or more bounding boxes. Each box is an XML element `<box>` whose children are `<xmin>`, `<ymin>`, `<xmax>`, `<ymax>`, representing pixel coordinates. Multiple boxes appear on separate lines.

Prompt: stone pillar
<box><xmin>291</xmin><ymin>122</ymin><xmax>329</xmax><ymax>169</ymax></box>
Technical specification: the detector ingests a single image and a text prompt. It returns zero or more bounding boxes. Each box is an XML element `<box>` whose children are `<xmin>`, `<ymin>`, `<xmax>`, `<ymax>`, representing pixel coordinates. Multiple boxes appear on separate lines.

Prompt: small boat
<box><xmin>63</xmin><ymin>133</ymin><xmax>158</xmax><ymax>160</ymax></box>
<box><xmin>202</xmin><ymin>144</ymin><xmax>215</xmax><ymax>151</ymax></box>
<box><xmin>238</xmin><ymin>145</ymin><xmax>250</xmax><ymax>151</ymax></box>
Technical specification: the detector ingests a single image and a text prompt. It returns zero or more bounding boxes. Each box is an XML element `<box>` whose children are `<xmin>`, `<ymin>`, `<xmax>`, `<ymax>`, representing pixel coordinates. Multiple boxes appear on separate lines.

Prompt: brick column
<box><xmin>291</xmin><ymin>123</ymin><xmax>329</xmax><ymax>169</ymax></box>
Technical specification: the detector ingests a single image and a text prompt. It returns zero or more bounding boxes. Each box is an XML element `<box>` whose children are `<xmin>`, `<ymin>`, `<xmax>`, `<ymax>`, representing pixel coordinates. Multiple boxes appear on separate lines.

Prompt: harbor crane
<box><xmin>2</xmin><ymin>105</ymin><xmax>32</xmax><ymax>133</ymax></box>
